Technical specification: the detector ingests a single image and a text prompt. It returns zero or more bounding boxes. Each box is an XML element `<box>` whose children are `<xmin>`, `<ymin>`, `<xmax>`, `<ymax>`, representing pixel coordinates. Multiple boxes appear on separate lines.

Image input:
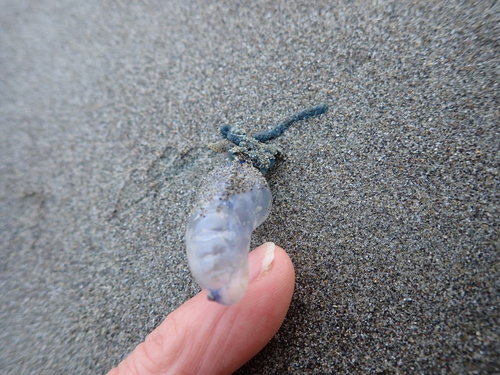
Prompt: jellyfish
<box><xmin>185</xmin><ymin>160</ymin><xmax>272</xmax><ymax>305</ymax></box>
<box><xmin>185</xmin><ymin>104</ymin><xmax>328</xmax><ymax>304</ymax></box>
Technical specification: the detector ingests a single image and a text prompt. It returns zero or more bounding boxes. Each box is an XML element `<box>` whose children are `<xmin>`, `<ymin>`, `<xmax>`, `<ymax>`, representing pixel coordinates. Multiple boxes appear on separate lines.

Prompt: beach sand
<box><xmin>1</xmin><ymin>1</ymin><xmax>498</xmax><ymax>373</ymax></box>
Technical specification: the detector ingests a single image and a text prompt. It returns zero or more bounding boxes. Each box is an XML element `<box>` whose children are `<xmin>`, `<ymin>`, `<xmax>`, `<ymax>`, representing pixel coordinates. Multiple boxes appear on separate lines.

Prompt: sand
<box><xmin>1</xmin><ymin>1</ymin><xmax>498</xmax><ymax>374</ymax></box>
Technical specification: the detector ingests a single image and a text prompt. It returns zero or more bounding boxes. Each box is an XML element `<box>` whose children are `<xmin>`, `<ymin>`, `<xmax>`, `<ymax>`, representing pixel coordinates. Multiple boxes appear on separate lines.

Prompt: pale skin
<box><xmin>107</xmin><ymin>244</ymin><xmax>295</xmax><ymax>375</ymax></box>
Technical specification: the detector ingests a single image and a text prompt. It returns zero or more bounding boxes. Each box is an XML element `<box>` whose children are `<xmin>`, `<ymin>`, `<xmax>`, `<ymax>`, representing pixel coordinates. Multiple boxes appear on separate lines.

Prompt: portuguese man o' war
<box><xmin>185</xmin><ymin>161</ymin><xmax>272</xmax><ymax>305</ymax></box>
<box><xmin>185</xmin><ymin>104</ymin><xmax>328</xmax><ymax>305</ymax></box>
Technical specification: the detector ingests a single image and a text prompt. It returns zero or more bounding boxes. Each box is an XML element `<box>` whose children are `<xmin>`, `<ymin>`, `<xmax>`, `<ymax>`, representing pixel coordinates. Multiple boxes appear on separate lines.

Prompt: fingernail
<box><xmin>258</xmin><ymin>242</ymin><xmax>275</xmax><ymax>279</ymax></box>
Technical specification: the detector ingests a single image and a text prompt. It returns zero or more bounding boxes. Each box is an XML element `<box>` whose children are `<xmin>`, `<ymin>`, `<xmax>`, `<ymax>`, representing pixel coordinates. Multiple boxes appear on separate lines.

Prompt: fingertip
<box><xmin>248</xmin><ymin>242</ymin><xmax>295</xmax><ymax>293</ymax></box>
<box><xmin>274</xmin><ymin>244</ymin><xmax>296</xmax><ymax>284</ymax></box>
<box><xmin>178</xmin><ymin>243</ymin><xmax>296</xmax><ymax>374</ymax></box>
<box><xmin>109</xmin><ymin>243</ymin><xmax>296</xmax><ymax>375</ymax></box>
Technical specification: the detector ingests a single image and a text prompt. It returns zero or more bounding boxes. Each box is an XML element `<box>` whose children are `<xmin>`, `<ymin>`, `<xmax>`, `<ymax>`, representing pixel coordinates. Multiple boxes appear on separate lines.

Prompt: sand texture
<box><xmin>1</xmin><ymin>1</ymin><xmax>498</xmax><ymax>374</ymax></box>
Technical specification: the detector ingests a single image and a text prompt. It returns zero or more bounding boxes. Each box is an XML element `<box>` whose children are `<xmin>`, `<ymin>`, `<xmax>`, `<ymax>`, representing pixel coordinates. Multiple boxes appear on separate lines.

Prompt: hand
<box><xmin>107</xmin><ymin>243</ymin><xmax>295</xmax><ymax>375</ymax></box>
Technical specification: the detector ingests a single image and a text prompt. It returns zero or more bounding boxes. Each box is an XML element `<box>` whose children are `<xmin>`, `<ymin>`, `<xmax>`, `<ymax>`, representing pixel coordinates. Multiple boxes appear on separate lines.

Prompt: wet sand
<box><xmin>1</xmin><ymin>1</ymin><xmax>498</xmax><ymax>374</ymax></box>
